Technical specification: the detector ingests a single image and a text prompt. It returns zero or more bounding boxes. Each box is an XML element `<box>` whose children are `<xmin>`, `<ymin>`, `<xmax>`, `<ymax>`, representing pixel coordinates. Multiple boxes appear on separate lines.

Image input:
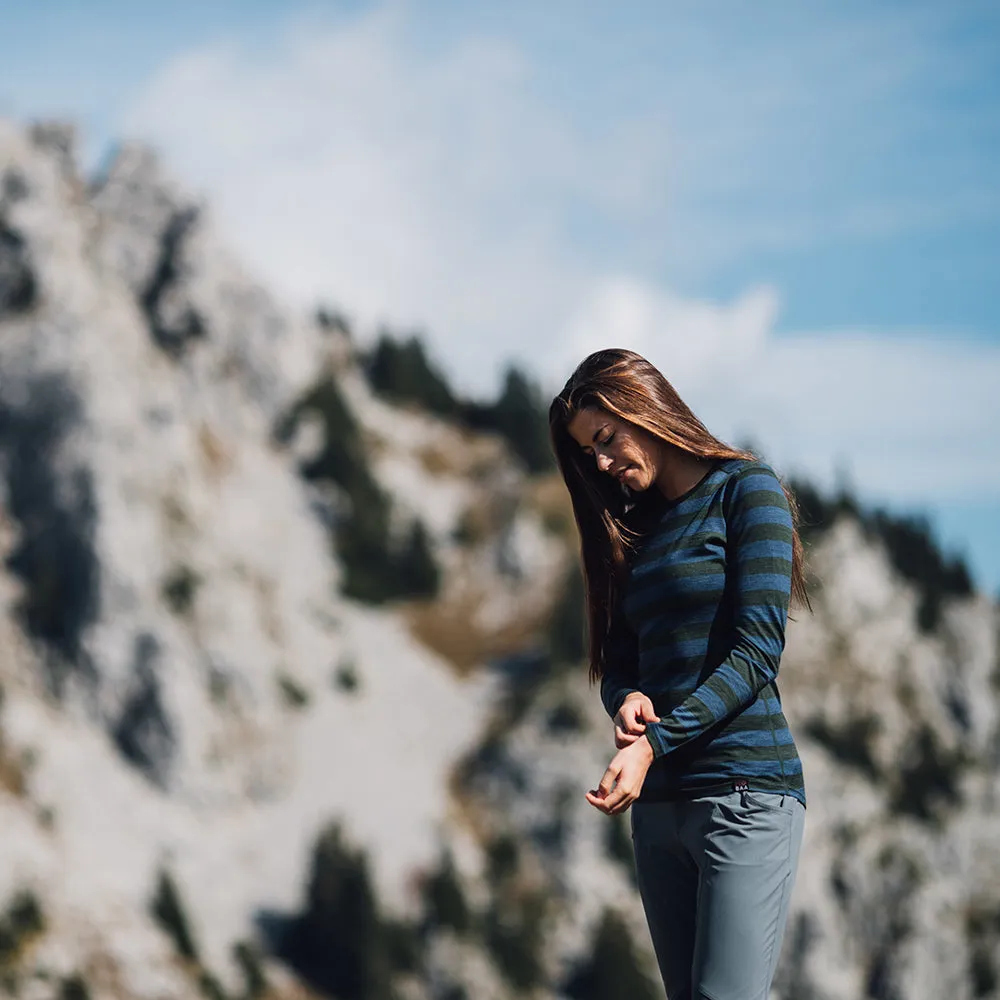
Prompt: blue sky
<box><xmin>3</xmin><ymin>0</ymin><xmax>999</xmax><ymax>593</ymax></box>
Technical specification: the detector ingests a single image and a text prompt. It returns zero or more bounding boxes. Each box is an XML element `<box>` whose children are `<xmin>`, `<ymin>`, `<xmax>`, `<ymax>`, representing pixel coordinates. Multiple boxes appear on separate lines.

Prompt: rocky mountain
<box><xmin>1</xmin><ymin>118</ymin><xmax>998</xmax><ymax>1000</ymax></box>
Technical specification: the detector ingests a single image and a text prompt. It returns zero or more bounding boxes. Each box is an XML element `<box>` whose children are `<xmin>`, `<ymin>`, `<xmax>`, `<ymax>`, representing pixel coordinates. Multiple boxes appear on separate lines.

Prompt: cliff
<box><xmin>1</xmin><ymin>119</ymin><xmax>997</xmax><ymax>1000</ymax></box>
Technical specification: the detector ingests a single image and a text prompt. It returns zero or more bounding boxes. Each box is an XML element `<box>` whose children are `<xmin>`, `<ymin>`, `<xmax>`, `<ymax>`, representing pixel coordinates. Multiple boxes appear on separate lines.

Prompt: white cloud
<box><xmin>121</xmin><ymin>4</ymin><xmax>602</xmax><ymax>393</ymax></box>
<box><xmin>571</xmin><ymin>275</ymin><xmax>1000</xmax><ymax>503</ymax></box>
<box><xmin>118</xmin><ymin>1</ymin><xmax>1000</xmax><ymax>510</ymax></box>
<box><xmin>559</xmin><ymin>278</ymin><xmax>778</xmax><ymax>392</ymax></box>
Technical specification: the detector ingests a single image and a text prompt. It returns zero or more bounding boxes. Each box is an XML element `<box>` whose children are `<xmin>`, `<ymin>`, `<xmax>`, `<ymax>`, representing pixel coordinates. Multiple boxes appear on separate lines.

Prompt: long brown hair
<box><xmin>549</xmin><ymin>348</ymin><xmax>809</xmax><ymax>681</ymax></box>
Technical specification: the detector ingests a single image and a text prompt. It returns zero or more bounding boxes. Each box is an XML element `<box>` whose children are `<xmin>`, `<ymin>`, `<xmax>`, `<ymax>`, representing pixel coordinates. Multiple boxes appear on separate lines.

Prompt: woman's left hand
<box><xmin>585</xmin><ymin>736</ymin><xmax>655</xmax><ymax>815</ymax></box>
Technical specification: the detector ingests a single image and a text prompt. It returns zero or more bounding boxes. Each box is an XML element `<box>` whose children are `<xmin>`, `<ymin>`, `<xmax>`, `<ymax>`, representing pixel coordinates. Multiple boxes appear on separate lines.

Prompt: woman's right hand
<box><xmin>613</xmin><ymin>692</ymin><xmax>659</xmax><ymax>749</ymax></box>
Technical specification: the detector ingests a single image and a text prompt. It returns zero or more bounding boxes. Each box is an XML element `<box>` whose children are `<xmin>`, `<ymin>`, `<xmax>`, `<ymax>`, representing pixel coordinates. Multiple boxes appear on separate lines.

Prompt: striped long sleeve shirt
<box><xmin>600</xmin><ymin>458</ymin><xmax>806</xmax><ymax>806</ymax></box>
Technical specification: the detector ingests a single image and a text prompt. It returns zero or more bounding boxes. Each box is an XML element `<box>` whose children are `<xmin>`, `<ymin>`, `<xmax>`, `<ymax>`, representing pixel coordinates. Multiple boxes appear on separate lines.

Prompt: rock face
<box><xmin>0</xmin><ymin>118</ymin><xmax>551</xmax><ymax>999</ymax></box>
<box><xmin>0</xmin><ymin>118</ymin><xmax>998</xmax><ymax>1000</ymax></box>
<box><xmin>776</xmin><ymin>522</ymin><xmax>1000</xmax><ymax>1000</ymax></box>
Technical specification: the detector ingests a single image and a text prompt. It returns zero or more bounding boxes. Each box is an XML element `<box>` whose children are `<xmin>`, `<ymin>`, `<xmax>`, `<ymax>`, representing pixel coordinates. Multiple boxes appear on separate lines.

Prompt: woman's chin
<box><xmin>623</xmin><ymin>469</ymin><xmax>649</xmax><ymax>491</ymax></box>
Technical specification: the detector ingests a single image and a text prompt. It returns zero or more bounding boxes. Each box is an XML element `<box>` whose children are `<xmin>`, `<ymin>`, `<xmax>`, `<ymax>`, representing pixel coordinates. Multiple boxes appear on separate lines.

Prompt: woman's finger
<box><xmin>608</xmin><ymin>793</ymin><xmax>635</xmax><ymax>815</ymax></box>
<box><xmin>602</xmin><ymin>782</ymin><xmax>633</xmax><ymax>814</ymax></box>
<box><xmin>614</xmin><ymin>725</ymin><xmax>639</xmax><ymax>748</ymax></box>
<box><xmin>620</xmin><ymin>710</ymin><xmax>646</xmax><ymax>734</ymax></box>
<box><xmin>638</xmin><ymin>697</ymin><xmax>660</xmax><ymax>724</ymax></box>
<box><xmin>585</xmin><ymin>762</ymin><xmax>622</xmax><ymax>811</ymax></box>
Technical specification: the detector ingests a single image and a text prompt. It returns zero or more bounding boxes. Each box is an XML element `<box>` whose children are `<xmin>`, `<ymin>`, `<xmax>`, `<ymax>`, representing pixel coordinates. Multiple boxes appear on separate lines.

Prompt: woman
<box><xmin>549</xmin><ymin>348</ymin><xmax>807</xmax><ymax>1000</ymax></box>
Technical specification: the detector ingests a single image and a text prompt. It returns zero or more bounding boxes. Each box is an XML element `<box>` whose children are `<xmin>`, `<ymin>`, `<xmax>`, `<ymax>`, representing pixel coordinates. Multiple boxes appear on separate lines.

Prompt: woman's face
<box><xmin>566</xmin><ymin>407</ymin><xmax>664</xmax><ymax>493</ymax></box>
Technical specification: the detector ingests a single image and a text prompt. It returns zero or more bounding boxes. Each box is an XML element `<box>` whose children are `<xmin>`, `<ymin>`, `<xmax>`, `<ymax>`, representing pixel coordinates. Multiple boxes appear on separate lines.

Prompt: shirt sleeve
<box><xmin>643</xmin><ymin>464</ymin><xmax>793</xmax><ymax>759</ymax></box>
<box><xmin>599</xmin><ymin>604</ymin><xmax>640</xmax><ymax>719</ymax></box>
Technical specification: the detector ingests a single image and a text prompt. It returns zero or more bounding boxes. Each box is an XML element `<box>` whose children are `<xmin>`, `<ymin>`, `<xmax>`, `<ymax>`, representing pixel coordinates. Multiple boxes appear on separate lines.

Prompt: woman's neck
<box><xmin>654</xmin><ymin>448</ymin><xmax>711</xmax><ymax>501</ymax></box>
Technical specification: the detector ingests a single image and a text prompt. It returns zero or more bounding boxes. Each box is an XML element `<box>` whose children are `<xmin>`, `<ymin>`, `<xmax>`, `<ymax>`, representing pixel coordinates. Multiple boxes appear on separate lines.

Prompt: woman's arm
<box><xmin>642</xmin><ymin>464</ymin><xmax>794</xmax><ymax>759</ymax></box>
<box><xmin>599</xmin><ymin>605</ymin><xmax>640</xmax><ymax>719</ymax></box>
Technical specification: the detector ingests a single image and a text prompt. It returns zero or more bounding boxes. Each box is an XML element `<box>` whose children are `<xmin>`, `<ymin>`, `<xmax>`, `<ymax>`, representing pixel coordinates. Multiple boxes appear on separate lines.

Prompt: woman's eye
<box><xmin>602</xmin><ymin>433</ymin><xmax>615</xmax><ymax>447</ymax></box>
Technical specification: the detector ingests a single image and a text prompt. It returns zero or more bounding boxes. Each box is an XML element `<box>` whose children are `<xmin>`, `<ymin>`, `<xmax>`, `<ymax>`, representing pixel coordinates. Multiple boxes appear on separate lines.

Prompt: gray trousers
<box><xmin>631</xmin><ymin>790</ymin><xmax>805</xmax><ymax>1000</ymax></box>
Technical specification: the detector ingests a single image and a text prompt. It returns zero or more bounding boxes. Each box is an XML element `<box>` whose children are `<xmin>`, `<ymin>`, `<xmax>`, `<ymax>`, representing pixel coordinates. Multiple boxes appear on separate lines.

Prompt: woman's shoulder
<box><xmin>717</xmin><ymin>457</ymin><xmax>790</xmax><ymax>518</ymax></box>
<box><xmin>718</xmin><ymin>456</ymin><xmax>782</xmax><ymax>486</ymax></box>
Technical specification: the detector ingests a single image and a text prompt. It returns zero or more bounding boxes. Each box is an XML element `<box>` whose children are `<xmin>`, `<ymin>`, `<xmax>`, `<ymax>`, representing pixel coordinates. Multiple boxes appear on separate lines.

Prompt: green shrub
<box><xmin>233</xmin><ymin>941</ymin><xmax>267</xmax><ymax>1000</ymax></box>
<box><xmin>281</xmin><ymin>823</ymin><xmax>401</xmax><ymax>1000</ymax></box>
<box><xmin>395</xmin><ymin>521</ymin><xmax>440</xmax><ymax>598</ymax></box>
<box><xmin>891</xmin><ymin>725</ymin><xmax>967</xmax><ymax>823</ymax></box>
<box><xmin>535</xmin><ymin>783</ymin><xmax>574</xmax><ymax>859</ymax></box>
<box><xmin>483</xmin><ymin>891</ymin><xmax>547</xmax><ymax>992</ymax></box>
<box><xmin>277</xmin><ymin>673</ymin><xmax>310</xmax><ymax>710</ymax></box>
<box><xmin>359</xmin><ymin>333</ymin><xmax>553</xmax><ymax>474</ymax></box>
<box><xmin>486</xmin><ymin>834</ymin><xmax>520</xmax><ymax>886</ymax></box>
<box><xmin>316</xmin><ymin>307</ymin><xmax>352</xmax><ymax>336</ymax></box>
<box><xmin>197</xmin><ymin>970</ymin><xmax>227</xmax><ymax>1000</ymax></box>
<box><xmin>480</xmin><ymin>833</ymin><xmax>549</xmax><ymax>991</ymax></box>
<box><xmin>422</xmin><ymin>851</ymin><xmax>472</xmax><ymax>936</ymax></box>
<box><xmin>113</xmin><ymin>633</ymin><xmax>175</xmax><ymax>788</ymax></box>
<box><xmin>803</xmin><ymin>714</ymin><xmax>880</xmax><ymax>780</ymax></box>
<box><xmin>787</xmin><ymin>479</ymin><xmax>860</xmax><ymax>542</ymax></box>
<box><xmin>162</xmin><ymin>566</ymin><xmax>200</xmax><ymax>616</ymax></box>
<box><xmin>365</xmin><ymin>333</ymin><xmax>459</xmax><ymax>418</ymax></box>
<box><xmin>334</xmin><ymin>659</ymin><xmax>360</xmax><ymax>693</ymax></box>
<box><xmin>0</xmin><ymin>215</ymin><xmax>38</xmax><ymax>315</ymax></box>
<box><xmin>59</xmin><ymin>974</ymin><xmax>92</xmax><ymax>1000</ymax></box>
<box><xmin>282</xmin><ymin>374</ymin><xmax>379</xmax><ymax>505</ymax></box>
<box><xmin>564</xmin><ymin>909</ymin><xmax>659</xmax><ymax>1000</ymax></box>
<box><xmin>605</xmin><ymin>814</ymin><xmax>637</xmax><ymax>887</ymax></box>
<box><xmin>0</xmin><ymin>890</ymin><xmax>45</xmax><ymax>967</ymax></box>
<box><xmin>547</xmin><ymin>564</ymin><xmax>586</xmax><ymax>669</ymax></box>
<box><xmin>383</xmin><ymin>918</ymin><xmax>421</xmax><ymax>976</ymax></box>
<box><xmin>966</xmin><ymin>903</ymin><xmax>1000</xmax><ymax>998</ymax></box>
<box><xmin>277</xmin><ymin>374</ymin><xmax>441</xmax><ymax>604</ymax></box>
<box><xmin>150</xmin><ymin>868</ymin><xmax>199</xmax><ymax>962</ymax></box>
<box><xmin>546</xmin><ymin>698</ymin><xmax>585</xmax><ymax>734</ymax></box>
<box><xmin>232</xmin><ymin>940</ymin><xmax>266</xmax><ymax>999</ymax></box>
<box><xmin>0</xmin><ymin>377</ymin><xmax>100</xmax><ymax>694</ymax></box>
<box><xmin>789</xmin><ymin>479</ymin><xmax>973</xmax><ymax>632</ymax></box>
<box><xmin>866</xmin><ymin>509</ymin><xmax>972</xmax><ymax>631</ymax></box>
<box><xmin>462</xmin><ymin>366</ymin><xmax>553</xmax><ymax>474</ymax></box>
<box><xmin>337</xmin><ymin>510</ymin><xmax>440</xmax><ymax>604</ymax></box>
<box><xmin>140</xmin><ymin>207</ymin><xmax>205</xmax><ymax>357</ymax></box>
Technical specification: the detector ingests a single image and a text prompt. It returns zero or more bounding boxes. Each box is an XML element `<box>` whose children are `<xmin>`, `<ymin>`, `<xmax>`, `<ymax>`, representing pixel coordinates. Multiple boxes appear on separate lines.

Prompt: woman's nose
<box><xmin>596</xmin><ymin>452</ymin><xmax>613</xmax><ymax>473</ymax></box>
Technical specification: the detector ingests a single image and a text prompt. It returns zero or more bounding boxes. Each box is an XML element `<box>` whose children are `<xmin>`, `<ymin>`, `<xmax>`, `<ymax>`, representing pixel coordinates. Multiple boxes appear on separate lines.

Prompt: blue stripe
<box><xmin>649</xmin><ymin>637</ymin><xmax>711</xmax><ymax>659</ymax></box>
<box><xmin>670</xmin><ymin>704</ymin><xmax>702</xmax><ymax>734</ymax></box>
<box><xmin>716</xmin><ymin>662</ymin><xmax>755</xmax><ymax>703</ymax></box>
<box><xmin>641</xmin><ymin>516</ymin><xmax>728</xmax><ymax>551</ymax></box>
<box><xmin>736</xmin><ymin>507</ymin><xmax>792</xmax><ymax>530</ymax></box>
<box><xmin>736</xmin><ymin>633</ymin><xmax>784</xmax><ymax>661</ymax></box>
<box><xmin>710</xmin><ymin>758</ymin><xmax>791</xmax><ymax>778</ymax></box>
<box><xmin>707</xmin><ymin>728</ymin><xmax>797</xmax><ymax>749</ymax></box>
<box><xmin>692</xmin><ymin>683</ymin><xmax>730</xmax><ymax>720</ymax></box>
<box><xmin>740</xmin><ymin>539</ymin><xmax>793</xmax><ymax>560</ymax></box>
<box><xmin>740</xmin><ymin>572</ymin><xmax>793</xmax><ymax>592</ymax></box>
<box><xmin>737</xmin><ymin>697</ymin><xmax>784</xmax><ymax>716</ymax></box>
<box><xmin>735</xmin><ymin>473</ymin><xmax>785</xmax><ymax>495</ymax></box>
<box><xmin>606</xmin><ymin>458</ymin><xmax>802</xmax><ymax>797</ymax></box>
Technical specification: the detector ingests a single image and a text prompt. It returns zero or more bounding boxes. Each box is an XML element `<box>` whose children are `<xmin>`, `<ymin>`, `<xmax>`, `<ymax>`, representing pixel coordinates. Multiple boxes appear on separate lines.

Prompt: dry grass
<box><xmin>525</xmin><ymin>473</ymin><xmax>575</xmax><ymax>541</ymax></box>
<box><xmin>405</xmin><ymin>587</ymin><xmax>551</xmax><ymax>676</ymax></box>
<box><xmin>416</xmin><ymin>441</ymin><xmax>458</xmax><ymax>477</ymax></box>
<box><xmin>251</xmin><ymin>573</ymin><xmax>284</xmax><ymax>645</ymax></box>
<box><xmin>0</xmin><ymin>739</ymin><xmax>28</xmax><ymax>798</ymax></box>
<box><xmin>198</xmin><ymin>423</ymin><xmax>232</xmax><ymax>480</ymax></box>
<box><xmin>160</xmin><ymin>494</ymin><xmax>191</xmax><ymax>538</ymax></box>
<box><xmin>451</xmin><ymin>504</ymin><xmax>493</xmax><ymax>548</ymax></box>
<box><xmin>416</xmin><ymin>426</ymin><xmax>509</xmax><ymax>481</ymax></box>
